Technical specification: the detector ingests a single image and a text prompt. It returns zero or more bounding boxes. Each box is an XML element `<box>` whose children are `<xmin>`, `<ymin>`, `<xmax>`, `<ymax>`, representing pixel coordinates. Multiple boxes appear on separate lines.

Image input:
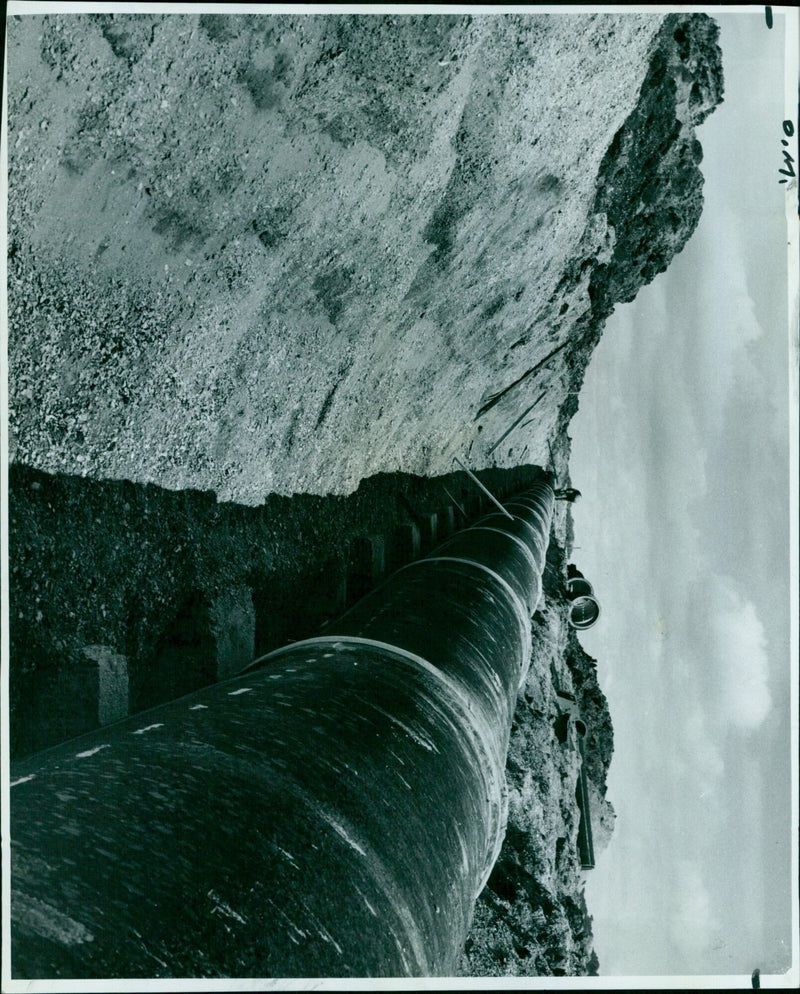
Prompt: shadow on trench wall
<box><xmin>9</xmin><ymin>461</ymin><xmax>550</xmax><ymax>759</ymax></box>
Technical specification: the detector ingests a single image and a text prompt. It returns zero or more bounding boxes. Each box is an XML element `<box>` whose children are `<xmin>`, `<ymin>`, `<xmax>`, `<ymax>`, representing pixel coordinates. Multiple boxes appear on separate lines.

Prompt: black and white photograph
<box><xmin>2</xmin><ymin>3</ymin><xmax>798</xmax><ymax>988</ymax></box>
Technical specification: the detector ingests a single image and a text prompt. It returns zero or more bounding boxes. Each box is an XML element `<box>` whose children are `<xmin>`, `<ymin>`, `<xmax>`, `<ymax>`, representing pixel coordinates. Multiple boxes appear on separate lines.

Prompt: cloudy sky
<box><xmin>571</xmin><ymin>11</ymin><xmax>796</xmax><ymax>980</ymax></box>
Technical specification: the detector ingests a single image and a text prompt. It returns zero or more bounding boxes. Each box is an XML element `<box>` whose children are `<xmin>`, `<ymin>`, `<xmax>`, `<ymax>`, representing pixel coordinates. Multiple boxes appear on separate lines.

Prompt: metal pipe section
<box><xmin>565</xmin><ymin>569</ymin><xmax>601</xmax><ymax>630</ymax></box>
<box><xmin>9</xmin><ymin>482</ymin><xmax>554</xmax><ymax>980</ymax></box>
<box><xmin>575</xmin><ymin>728</ymin><xmax>596</xmax><ymax>870</ymax></box>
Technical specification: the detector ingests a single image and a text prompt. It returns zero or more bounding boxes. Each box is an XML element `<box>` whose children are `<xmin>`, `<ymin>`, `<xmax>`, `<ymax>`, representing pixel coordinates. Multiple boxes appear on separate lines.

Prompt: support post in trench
<box><xmin>8</xmin><ymin>482</ymin><xmax>555</xmax><ymax>980</ymax></box>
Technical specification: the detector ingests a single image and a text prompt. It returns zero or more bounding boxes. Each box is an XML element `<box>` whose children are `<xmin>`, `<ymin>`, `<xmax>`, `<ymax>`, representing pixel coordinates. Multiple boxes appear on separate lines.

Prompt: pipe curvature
<box><xmin>9</xmin><ymin>485</ymin><xmax>554</xmax><ymax>979</ymax></box>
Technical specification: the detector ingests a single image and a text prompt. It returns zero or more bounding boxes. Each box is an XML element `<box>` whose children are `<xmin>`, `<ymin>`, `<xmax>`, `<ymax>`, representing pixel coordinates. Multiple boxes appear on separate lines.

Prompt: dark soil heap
<box><xmin>552</xmin><ymin>13</ymin><xmax>724</xmax><ymax>459</ymax></box>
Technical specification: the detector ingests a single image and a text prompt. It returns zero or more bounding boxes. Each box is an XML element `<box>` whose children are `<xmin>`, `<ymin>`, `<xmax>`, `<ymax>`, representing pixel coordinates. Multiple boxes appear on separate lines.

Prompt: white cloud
<box><xmin>680</xmin><ymin>705</ymin><xmax>725</xmax><ymax>789</ymax></box>
<box><xmin>568</xmin><ymin>17</ymin><xmax>788</xmax><ymax>973</ymax></box>
<box><xmin>709</xmin><ymin>575</ymin><xmax>772</xmax><ymax>730</ymax></box>
<box><xmin>668</xmin><ymin>860</ymin><xmax>717</xmax><ymax>963</ymax></box>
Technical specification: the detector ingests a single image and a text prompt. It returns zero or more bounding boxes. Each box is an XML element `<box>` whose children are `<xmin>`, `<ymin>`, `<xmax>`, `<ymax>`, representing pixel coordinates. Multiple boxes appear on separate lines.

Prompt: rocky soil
<box><xmin>6</xmin><ymin>9</ymin><xmax>723</xmax><ymax>978</ymax></box>
<box><xmin>8</xmin><ymin>11</ymin><xmax>719</xmax><ymax>502</ymax></box>
<box><xmin>461</xmin><ymin>505</ymin><xmax>616</xmax><ymax>978</ymax></box>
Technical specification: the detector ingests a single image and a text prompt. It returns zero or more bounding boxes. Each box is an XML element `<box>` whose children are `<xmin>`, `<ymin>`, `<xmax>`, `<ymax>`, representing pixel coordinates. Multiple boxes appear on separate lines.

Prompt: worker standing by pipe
<box><xmin>8</xmin><ymin>482</ymin><xmax>554</xmax><ymax>979</ymax></box>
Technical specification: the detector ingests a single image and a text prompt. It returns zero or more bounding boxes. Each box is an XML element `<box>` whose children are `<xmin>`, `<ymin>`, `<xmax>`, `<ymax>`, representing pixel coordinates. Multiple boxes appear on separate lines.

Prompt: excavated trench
<box><xmin>9</xmin><ymin>461</ymin><xmax>549</xmax><ymax>759</ymax></box>
<box><xmin>10</xmin><ymin>482</ymin><xmax>556</xmax><ymax>978</ymax></box>
<box><xmin>10</xmin><ymin>459</ymin><xmax>614</xmax><ymax>978</ymax></box>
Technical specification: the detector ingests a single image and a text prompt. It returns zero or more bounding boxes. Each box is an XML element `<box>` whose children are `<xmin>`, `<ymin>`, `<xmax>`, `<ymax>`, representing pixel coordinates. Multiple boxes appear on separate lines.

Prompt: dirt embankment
<box><xmin>6</xmin><ymin>11</ymin><xmax>720</xmax><ymax>503</ymax></box>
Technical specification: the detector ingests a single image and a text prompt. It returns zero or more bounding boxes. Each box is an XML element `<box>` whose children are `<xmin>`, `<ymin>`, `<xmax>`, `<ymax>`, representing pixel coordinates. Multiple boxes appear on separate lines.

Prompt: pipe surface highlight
<box><xmin>9</xmin><ymin>484</ymin><xmax>554</xmax><ymax>979</ymax></box>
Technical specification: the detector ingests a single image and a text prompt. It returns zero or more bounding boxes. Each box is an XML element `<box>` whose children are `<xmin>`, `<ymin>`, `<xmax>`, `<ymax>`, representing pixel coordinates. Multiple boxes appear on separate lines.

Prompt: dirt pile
<box><xmin>8</xmin><ymin>11</ymin><xmax>718</xmax><ymax>504</ymax></box>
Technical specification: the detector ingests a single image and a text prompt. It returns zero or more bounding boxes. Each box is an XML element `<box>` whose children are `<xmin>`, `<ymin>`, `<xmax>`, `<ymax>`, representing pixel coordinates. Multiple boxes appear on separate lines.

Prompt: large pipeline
<box><xmin>8</xmin><ymin>482</ymin><xmax>554</xmax><ymax>979</ymax></box>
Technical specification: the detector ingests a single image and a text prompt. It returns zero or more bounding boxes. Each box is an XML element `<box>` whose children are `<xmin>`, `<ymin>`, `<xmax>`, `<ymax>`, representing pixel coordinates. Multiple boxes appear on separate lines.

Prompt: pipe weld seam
<box><xmin>438</xmin><ymin>526</ymin><xmax>539</xmax><ymax>571</ymax></box>
<box><xmin>249</xmin><ymin>634</ymin><xmax>494</xmax><ymax>715</ymax></box>
<box><xmin>507</xmin><ymin>506</ymin><xmax>552</xmax><ymax>531</ymax></box>
<box><xmin>507</xmin><ymin>503</ymin><xmax>553</xmax><ymax>535</ymax></box>
<box><xmin>420</xmin><ymin>556</ymin><xmax>532</xmax><ymax>637</ymax></box>
<box><xmin>246</xmin><ymin>634</ymin><xmax>509</xmax><ymax>773</ymax></box>
<box><xmin>255</xmin><ymin>634</ymin><xmax>512</xmax><ymax>868</ymax></box>
<box><xmin>505</xmin><ymin>501</ymin><xmax>552</xmax><ymax>528</ymax></box>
